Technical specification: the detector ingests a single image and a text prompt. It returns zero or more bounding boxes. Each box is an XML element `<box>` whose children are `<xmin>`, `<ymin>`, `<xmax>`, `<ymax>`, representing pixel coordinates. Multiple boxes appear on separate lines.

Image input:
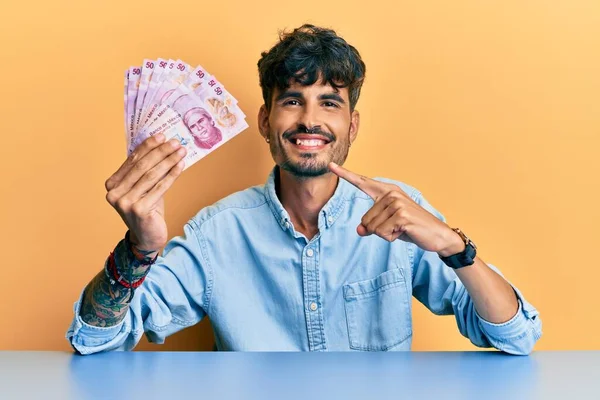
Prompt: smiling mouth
<box><xmin>287</xmin><ymin>136</ymin><xmax>332</xmax><ymax>150</ymax></box>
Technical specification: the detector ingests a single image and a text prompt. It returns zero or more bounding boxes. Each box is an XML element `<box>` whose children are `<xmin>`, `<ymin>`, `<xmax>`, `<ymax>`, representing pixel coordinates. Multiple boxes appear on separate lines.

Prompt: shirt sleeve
<box><xmin>408</xmin><ymin>192</ymin><xmax>543</xmax><ymax>355</ymax></box>
<box><xmin>66</xmin><ymin>221</ymin><xmax>213</xmax><ymax>355</ymax></box>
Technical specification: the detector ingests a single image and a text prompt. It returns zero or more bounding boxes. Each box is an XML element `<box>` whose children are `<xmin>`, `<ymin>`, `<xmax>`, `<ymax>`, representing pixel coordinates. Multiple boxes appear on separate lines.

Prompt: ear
<box><xmin>349</xmin><ymin>109</ymin><xmax>360</xmax><ymax>145</ymax></box>
<box><xmin>258</xmin><ymin>105</ymin><xmax>270</xmax><ymax>141</ymax></box>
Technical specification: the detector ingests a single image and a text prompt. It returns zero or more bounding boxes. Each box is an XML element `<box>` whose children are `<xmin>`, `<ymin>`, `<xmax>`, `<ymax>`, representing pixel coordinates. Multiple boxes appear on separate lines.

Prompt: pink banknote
<box><xmin>123</xmin><ymin>70</ymin><xmax>129</xmax><ymax>149</ymax></box>
<box><xmin>135</xmin><ymin>59</ymin><xmax>191</xmax><ymax>143</ymax></box>
<box><xmin>124</xmin><ymin>58</ymin><xmax>249</xmax><ymax>170</ymax></box>
<box><xmin>126</xmin><ymin>66</ymin><xmax>142</xmax><ymax>150</ymax></box>
<box><xmin>139</xmin><ymin>58</ymin><xmax>168</xmax><ymax>122</ymax></box>
<box><xmin>133</xmin><ymin>59</ymin><xmax>155</xmax><ymax>135</ymax></box>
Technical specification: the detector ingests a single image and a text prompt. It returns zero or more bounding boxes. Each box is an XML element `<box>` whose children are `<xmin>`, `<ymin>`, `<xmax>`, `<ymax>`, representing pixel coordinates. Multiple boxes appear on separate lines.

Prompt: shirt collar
<box><xmin>263</xmin><ymin>166</ymin><xmax>354</xmax><ymax>231</ymax></box>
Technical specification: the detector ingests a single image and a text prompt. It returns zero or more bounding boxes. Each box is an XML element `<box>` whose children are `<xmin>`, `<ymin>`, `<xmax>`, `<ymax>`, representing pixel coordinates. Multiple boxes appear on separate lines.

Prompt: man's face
<box><xmin>259</xmin><ymin>81</ymin><xmax>359</xmax><ymax>178</ymax></box>
<box><xmin>189</xmin><ymin>112</ymin><xmax>213</xmax><ymax>141</ymax></box>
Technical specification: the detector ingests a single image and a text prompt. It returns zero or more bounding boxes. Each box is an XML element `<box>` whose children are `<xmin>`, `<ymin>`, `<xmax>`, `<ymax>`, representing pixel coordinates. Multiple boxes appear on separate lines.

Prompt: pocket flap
<box><xmin>344</xmin><ymin>268</ymin><xmax>405</xmax><ymax>300</ymax></box>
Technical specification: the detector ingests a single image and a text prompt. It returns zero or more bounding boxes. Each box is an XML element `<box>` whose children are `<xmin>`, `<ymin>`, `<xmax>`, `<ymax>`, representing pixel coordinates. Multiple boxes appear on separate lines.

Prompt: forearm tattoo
<box><xmin>80</xmin><ymin>268</ymin><xmax>132</xmax><ymax>327</ymax></box>
<box><xmin>80</xmin><ymin>237</ymin><xmax>154</xmax><ymax>327</ymax></box>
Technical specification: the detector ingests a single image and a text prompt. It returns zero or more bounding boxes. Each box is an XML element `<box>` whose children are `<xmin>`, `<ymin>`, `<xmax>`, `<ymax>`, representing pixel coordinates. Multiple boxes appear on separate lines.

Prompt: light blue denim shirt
<box><xmin>67</xmin><ymin>167</ymin><xmax>542</xmax><ymax>354</ymax></box>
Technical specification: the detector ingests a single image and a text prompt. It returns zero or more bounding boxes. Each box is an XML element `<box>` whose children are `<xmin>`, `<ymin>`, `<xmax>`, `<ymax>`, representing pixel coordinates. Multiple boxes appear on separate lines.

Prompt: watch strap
<box><xmin>440</xmin><ymin>228</ymin><xmax>477</xmax><ymax>269</ymax></box>
<box><xmin>440</xmin><ymin>243</ymin><xmax>476</xmax><ymax>269</ymax></box>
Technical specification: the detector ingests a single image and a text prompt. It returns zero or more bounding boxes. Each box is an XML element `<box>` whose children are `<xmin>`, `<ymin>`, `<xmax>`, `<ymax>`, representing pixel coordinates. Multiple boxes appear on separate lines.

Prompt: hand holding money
<box><xmin>105</xmin><ymin>134</ymin><xmax>185</xmax><ymax>251</ymax></box>
<box><xmin>105</xmin><ymin>58</ymin><xmax>248</xmax><ymax>251</ymax></box>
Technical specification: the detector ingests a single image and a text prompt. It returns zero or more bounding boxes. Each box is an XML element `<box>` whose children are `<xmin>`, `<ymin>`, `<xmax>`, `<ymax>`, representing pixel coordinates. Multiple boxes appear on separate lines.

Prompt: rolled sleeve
<box><xmin>66</xmin><ymin>222</ymin><xmax>211</xmax><ymax>355</ymax></box>
<box><xmin>410</xmin><ymin>191</ymin><xmax>542</xmax><ymax>356</ymax></box>
<box><xmin>476</xmin><ymin>285</ymin><xmax>542</xmax><ymax>355</ymax></box>
<box><xmin>477</xmin><ymin>299</ymin><xmax>527</xmax><ymax>337</ymax></box>
<box><xmin>66</xmin><ymin>289</ymin><xmax>134</xmax><ymax>355</ymax></box>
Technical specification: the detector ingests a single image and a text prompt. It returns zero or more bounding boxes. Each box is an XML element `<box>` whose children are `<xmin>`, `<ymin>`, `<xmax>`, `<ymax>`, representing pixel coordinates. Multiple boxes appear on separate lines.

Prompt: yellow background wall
<box><xmin>1</xmin><ymin>0</ymin><xmax>598</xmax><ymax>351</ymax></box>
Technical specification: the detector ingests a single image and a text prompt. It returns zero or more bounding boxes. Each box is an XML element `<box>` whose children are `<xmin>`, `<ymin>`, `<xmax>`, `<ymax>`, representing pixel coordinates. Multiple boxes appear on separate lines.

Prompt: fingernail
<box><xmin>170</xmin><ymin>139</ymin><xmax>180</xmax><ymax>147</ymax></box>
<box><xmin>156</xmin><ymin>133</ymin><xmax>165</xmax><ymax>142</ymax></box>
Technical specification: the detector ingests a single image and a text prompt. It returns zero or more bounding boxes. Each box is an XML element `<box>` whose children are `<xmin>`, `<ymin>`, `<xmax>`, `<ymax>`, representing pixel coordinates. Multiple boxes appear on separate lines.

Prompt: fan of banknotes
<box><xmin>123</xmin><ymin>58</ymin><xmax>249</xmax><ymax>170</ymax></box>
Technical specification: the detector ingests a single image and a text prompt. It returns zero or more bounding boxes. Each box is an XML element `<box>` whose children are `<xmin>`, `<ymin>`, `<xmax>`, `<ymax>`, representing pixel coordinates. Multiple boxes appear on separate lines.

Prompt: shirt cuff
<box><xmin>473</xmin><ymin>264</ymin><xmax>541</xmax><ymax>341</ymax></box>
<box><xmin>477</xmin><ymin>299</ymin><xmax>530</xmax><ymax>338</ymax></box>
<box><xmin>66</xmin><ymin>288</ymin><xmax>126</xmax><ymax>351</ymax></box>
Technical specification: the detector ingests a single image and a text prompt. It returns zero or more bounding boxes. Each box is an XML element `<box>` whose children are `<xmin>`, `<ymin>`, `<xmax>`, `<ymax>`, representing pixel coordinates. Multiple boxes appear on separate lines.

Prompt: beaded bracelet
<box><xmin>104</xmin><ymin>251</ymin><xmax>144</xmax><ymax>303</ymax></box>
<box><xmin>107</xmin><ymin>251</ymin><xmax>147</xmax><ymax>289</ymax></box>
<box><xmin>104</xmin><ymin>232</ymin><xmax>159</xmax><ymax>302</ymax></box>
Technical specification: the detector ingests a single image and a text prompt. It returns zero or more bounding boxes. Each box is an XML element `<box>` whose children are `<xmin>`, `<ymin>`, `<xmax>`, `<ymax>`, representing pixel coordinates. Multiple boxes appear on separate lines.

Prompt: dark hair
<box><xmin>257</xmin><ymin>24</ymin><xmax>366</xmax><ymax>112</ymax></box>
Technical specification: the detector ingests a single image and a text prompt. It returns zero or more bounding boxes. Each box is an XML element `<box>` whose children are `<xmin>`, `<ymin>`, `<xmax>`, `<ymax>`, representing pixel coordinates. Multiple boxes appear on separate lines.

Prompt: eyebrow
<box><xmin>275</xmin><ymin>90</ymin><xmax>347</xmax><ymax>104</ymax></box>
<box><xmin>275</xmin><ymin>90</ymin><xmax>303</xmax><ymax>102</ymax></box>
<box><xmin>319</xmin><ymin>93</ymin><xmax>346</xmax><ymax>104</ymax></box>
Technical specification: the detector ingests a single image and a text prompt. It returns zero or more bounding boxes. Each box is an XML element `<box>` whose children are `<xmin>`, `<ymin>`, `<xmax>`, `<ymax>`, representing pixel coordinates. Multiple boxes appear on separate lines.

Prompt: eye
<box><xmin>284</xmin><ymin>99</ymin><xmax>300</xmax><ymax>106</ymax></box>
<box><xmin>323</xmin><ymin>101</ymin><xmax>339</xmax><ymax>108</ymax></box>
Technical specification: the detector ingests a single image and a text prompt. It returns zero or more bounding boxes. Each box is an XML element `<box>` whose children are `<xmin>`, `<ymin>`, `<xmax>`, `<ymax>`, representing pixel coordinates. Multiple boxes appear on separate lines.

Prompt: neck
<box><xmin>276</xmin><ymin>167</ymin><xmax>339</xmax><ymax>239</ymax></box>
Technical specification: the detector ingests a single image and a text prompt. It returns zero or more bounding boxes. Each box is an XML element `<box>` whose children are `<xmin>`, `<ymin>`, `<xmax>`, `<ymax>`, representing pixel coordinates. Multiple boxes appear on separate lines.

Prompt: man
<box><xmin>67</xmin><ymin>24</ymin><xmax>541</xmax><ymax>354</ymax></box>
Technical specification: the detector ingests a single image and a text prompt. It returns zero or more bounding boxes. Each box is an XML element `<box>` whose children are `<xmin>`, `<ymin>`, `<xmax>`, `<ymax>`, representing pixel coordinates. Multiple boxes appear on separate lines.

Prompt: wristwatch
<box><xmin>439</xmin><ymin>228</ymin><xmax>477</xmax><ymax>269</ymax></box>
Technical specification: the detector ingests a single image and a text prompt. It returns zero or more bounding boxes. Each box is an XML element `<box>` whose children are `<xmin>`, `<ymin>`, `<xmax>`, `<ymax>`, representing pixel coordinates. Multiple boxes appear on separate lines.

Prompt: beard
<box><xmin>268</xmin><ymin>128</ymin><xmax>351</xmax><ymax>179</ymax></box>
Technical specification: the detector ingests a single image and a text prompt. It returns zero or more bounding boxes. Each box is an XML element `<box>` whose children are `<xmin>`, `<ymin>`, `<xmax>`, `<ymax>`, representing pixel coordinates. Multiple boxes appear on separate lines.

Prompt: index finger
<box><xmin>328</xmin><ymin>162</ymin><xmax>383</xmax><ymax>200</ymax></box>
<box><xmin>106</xmin><ymin>133</ymin><xmax>167</xmax><ymax>191</ymax></box>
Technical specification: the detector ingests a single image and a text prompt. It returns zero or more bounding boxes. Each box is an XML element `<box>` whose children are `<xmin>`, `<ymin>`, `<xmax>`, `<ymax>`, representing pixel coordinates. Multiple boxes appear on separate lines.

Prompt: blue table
<box><xmin>0</xmin><ymin>351</ymin><xmax>597</xmax><ymax>400</ymax></box>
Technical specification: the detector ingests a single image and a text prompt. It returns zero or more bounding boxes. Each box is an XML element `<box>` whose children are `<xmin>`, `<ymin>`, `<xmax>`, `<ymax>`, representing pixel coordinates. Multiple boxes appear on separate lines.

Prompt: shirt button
<box><xmin>327</xmin><ymin>216</ymin><xmax>333</xmax><ymax>223</ymax></box>
<box><xmin>310</xmin><ymin>302</ymin><xmax>318</xmax><ymax>311</ymax></box>
<box><xmin>284</xmin><ymin>221</ymin><xmax>290</xmax><ymax>229</ymax></box>
<box><xmin>306</xmin><ymin>249</ymin><xmax>314</xmax><ymax>257</ymax></box>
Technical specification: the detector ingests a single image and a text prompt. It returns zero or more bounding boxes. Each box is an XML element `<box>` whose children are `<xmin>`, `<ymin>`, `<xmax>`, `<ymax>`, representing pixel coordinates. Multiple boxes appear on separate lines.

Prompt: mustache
<box><xmin>282</xmin><ymin>126</ymin><xmax>336</xmax><ymax>142</ymax></box>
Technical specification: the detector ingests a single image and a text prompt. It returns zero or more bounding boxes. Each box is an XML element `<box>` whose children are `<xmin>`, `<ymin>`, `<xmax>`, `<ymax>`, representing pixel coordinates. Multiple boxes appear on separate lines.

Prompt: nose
<box><xmin>297</xmin><ymin>123</ymin><xmax>321</xmax><ymax>134</ymax></box>
<box><xmin>297</xmin><ymin>104</ymin><xmax>321</xmax><ymax>133</ymax></box>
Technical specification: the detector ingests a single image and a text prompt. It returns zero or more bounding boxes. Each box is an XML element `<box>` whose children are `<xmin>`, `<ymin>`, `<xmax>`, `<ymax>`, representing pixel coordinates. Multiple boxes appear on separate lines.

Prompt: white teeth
<box><xmin>296</xmin><ymin>139</ymin><xmax>325</xmax><ymax>146</ymax></box>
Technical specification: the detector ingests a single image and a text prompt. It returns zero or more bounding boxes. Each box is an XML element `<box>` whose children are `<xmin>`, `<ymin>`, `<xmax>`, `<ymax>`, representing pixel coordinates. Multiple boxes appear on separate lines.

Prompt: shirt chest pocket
<box><xmin>343</xmin><ymin>268</ymin><xmax>412</xmax><ymax>351</ymax></box>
